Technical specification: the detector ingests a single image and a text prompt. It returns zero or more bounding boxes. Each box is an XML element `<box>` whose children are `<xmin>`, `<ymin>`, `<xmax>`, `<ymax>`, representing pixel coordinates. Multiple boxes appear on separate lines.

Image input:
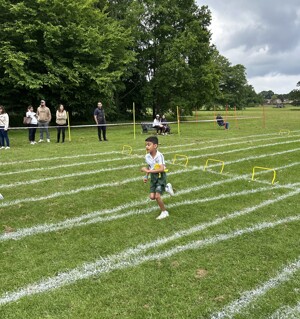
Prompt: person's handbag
<box><xmin>23</xmin><ymin>116</ymin><xmax>31</xmax><ymax>125</ymax></box>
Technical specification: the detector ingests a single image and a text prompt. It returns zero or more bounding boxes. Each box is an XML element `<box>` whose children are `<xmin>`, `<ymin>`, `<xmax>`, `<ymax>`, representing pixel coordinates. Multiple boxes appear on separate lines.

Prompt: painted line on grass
<box><xmin>269</xmin><ymin>302</ymin><xmax>300</xmax><ymax>319</ymax></box>
<box><xmin>1</xmin><ymin>135</ymin><xmax>300</xmax><ymax>183</ymax></box>
<box><xmin>0</xmin><ymin>164</ymin><xmax>139</xmax><ymax>189</ymax></box>
<box><xmin>210</xmin><ymin>260</ymin><xmax>300</xmax><ymax>319</ymax></box>
<box><xmin>0</xmin><ymin>185</ymin><xmax>276</xmax><ymax>242</ymax></box>
<box><xmin>0</xmin><ymin>142</ymin><xmax>198</xmax><ymax>166</ymax></box>
<box><xmin>2</xmin><ymin>135</ymin><xmax>300</xmax><ymax>178</ymax></box>
<box><xmin>0</xmin><ymin>213</ymin><xmax>299</xmax><ymax>306</ymax></box>
<box><xmin>180</xmin><ymin>138</ymin><xmax>300</xmax><ymax>163</ymax></box>
<box><xmin>1</xmin><ymin>146</ymin><xmax>300</xmax><ymax>208</ymax></box>
<box><xmin>0</xmin><ymin>130</ymin><xmax>295</xmax><ymax>166</ymax></box>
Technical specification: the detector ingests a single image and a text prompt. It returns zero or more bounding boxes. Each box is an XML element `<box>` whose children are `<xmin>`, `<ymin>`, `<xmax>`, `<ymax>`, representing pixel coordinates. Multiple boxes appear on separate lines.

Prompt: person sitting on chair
<box><xmin>152</xmin><ymin>114</ymin><xmax>163</xmax><ymax>134</ymax></box>
<box><xmin>216</xmin><ymin>114</ymin><xmax>229</xmax><ymax>129</ymax></box>
<box><xmin>161</xmin><ymin>115</ymin><xmax>171</xmax><ymax>135</ymax></box>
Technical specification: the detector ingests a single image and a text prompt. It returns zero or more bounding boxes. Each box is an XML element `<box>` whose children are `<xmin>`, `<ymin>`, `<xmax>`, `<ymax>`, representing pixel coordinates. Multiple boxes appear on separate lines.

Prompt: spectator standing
<box><xmin>26</xmin><ymin>105</ymin><xmax>38</xmax><ymax>144</ymax></box>
<box><xmin>0</xmin><ymin>105</ymin><xmax>10</xmax><ymax>149</ymax></box>
<box><xmin>37</xmin><ymin>99</ymin><xmax>51</xmax><ymax>142</ymax></box>
<box><xmin>94</xmin><ymin>101</ymin><xmax>108</xmax><ymax>141</ymax></box>
<box><xmin>56</xmin><ymin>104</ymin><xmax>67</xmax><ymax>143</ymax></box>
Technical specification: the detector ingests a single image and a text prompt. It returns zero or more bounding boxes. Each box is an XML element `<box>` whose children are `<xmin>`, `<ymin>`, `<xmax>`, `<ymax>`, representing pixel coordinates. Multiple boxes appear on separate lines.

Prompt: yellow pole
<box><xmin>67</xmin><ymin>111</ymin><xmax>71</xmax><ymax>142</ymax></box>
<box><xmin>177</xmin><ymin>106</ymin><xmax>180</xmax><ymax>136</ymax></box>
<box><xmin>262</xmin><ymin>104</ymin><xmax>266</xmax><ymax>129</ymax></box>
<box><xmin>133</xmin><ymin>102</ymin><xmax>136</xmax><ymax>140</ymax></box>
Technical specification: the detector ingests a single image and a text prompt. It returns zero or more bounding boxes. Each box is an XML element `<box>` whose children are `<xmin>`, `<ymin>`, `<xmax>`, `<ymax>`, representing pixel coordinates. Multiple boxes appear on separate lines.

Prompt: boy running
<box><xmin>141</xmin><ymin>136</ymin><xmax>174</xmax><ymax>220</ymax></box>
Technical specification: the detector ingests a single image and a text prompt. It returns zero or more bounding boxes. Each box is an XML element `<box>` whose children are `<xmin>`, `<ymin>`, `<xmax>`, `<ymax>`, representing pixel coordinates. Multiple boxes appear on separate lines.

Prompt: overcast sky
<box><xmin>197</xmin><ymin>0</ymin><xmax>300</xmax><ymax>94</ymax></box>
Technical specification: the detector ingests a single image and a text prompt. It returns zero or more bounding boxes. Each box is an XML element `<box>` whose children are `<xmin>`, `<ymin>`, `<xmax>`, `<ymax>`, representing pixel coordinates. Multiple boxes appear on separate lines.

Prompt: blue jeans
<box><xmin>0</xmin><ymin>126</ymin><xmax>9</xmax><ymax>147</ymax></box>
<box><xmin>38</xmin><ymin>122</ymin><xmax>50</xmax><ymax>140</ymax></box>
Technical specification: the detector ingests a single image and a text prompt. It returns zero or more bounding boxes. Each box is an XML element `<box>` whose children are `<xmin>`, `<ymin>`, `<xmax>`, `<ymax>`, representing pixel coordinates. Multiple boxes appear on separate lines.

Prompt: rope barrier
<box><xmin>7</xmin><ymin>116</ymin><xmax>262</xmax><ymax>131</ymax></box>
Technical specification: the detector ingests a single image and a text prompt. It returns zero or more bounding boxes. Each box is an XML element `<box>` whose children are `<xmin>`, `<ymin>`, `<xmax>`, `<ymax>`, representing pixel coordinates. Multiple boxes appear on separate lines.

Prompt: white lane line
<box><xmin>210</xmin><ymin>260</ymin><xmax>300</xmax><ymax>319</ymax></box>
<box><xmin>1</xmin><ymin>146</ymin><xmax>300</xmax><ymax>208</ymax></box>
<box><xmin>0</xmin><ymin>214</ymin><xmax>299</xmax><ymax>306</ymax></box>
<box><xmin>0</xmin><ymin>186</ymin><xmax>274</xmax><ymax>242</ymax></box>
<box><xmin>269</xmin><ymin>302</ymin><xmax>300</xmax><ymax>319</ymax></box>
<box><xmin>2</xmin><ymin>136</ymin><xmax>300</xmax><ymax>177</ymax></box>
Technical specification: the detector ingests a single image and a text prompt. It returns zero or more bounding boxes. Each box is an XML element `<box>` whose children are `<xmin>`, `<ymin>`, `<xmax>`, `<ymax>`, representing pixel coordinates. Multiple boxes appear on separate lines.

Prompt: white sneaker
<box><xmin>5</xmin><ymin>146</ymin><xmax>10</xmax><ymax>149</ymax></box>
<box><xmin>165</xmin><ymin>183</ymin><xmax>174</xmax><ymax>196</ymax></box>
<box><xmin>47</xmin><ymin>139</ymin><xmax>50</xmax><ymax>143</ymax></box>
<box><xmin>38</xmin><ymin>139</ymin><xmax>44</xmax><ymax>143</ymax></box>
<box><xmin>0</xmin><ymin>146</ymin><xmax>4</xmax><ymax>149</ymax></box>
<box><xmin>156</xmin><ymin>211</ymin><xmax>169</xmax><ymax>220</ymax></box>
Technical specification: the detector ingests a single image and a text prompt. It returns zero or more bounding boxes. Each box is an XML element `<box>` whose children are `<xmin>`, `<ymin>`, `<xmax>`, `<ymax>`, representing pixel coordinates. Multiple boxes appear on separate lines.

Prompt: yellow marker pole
<box><xmin>67</xmin><ymin>111</ymin><xmax>71</xmax><ymax>142</ymax></box>
<box><xmin>133</xmin><ymin>102</ymin><xmax>136</xmax><ymax>140</ymax></box>
<box><xmin>234</xmin><ymin>105</ymin><xmax>239</xmax><ymax>129</ymax></box>
<box><xmin>262</xmin><ymin>105</ymin><xmax>266</xmax><ymax>129</ymax></box>
<box><xmin>177</xmin><ymin>106</ymin><xmax>180</xmax><ymax>136</ymax></box>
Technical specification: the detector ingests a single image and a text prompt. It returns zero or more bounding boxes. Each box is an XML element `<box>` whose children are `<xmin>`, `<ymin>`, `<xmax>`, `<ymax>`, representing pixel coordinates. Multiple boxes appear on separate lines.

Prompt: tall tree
<box><xmin>105</xmin><ymin>0</ymin><xmax>216</xmax><ymax>117</ymax></box>
<box><xmin>0</xmin><ymin>0</ymin><xmax>135</xmax><ymax>118</ymax></box>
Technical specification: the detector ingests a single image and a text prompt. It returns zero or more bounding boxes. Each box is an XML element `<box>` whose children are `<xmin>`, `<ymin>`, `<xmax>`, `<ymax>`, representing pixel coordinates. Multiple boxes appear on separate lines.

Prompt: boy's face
<box><xmin>145</xmin><ymin>141</ymin><xmax>157</xmax><ymax>153</ymax></box>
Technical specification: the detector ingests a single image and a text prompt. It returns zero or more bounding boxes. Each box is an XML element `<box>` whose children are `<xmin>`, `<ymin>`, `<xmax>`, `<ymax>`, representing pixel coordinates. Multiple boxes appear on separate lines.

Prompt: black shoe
<box><xmin>99</xmin><ymin>139</ymin><xmax>102</xmax><ymax>142</ymax></box>
<box><xmin>104</xmin><ymin>139</ymin><xmax>108</xmax><ymax>141</ymax></box>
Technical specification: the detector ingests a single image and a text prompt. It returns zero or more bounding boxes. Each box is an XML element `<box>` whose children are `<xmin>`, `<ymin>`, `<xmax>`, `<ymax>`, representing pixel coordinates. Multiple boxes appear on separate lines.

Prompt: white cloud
<box><xmin>198</xmin><ymin>0</ymin><xmax>300</xmax><ymax>93</ymax></box>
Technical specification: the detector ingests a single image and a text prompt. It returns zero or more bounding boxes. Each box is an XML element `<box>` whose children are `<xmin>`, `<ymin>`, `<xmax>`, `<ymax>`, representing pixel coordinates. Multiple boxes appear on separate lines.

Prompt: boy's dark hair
<box><xmin>145</xmin><ymin>136</ymin><xmax>158</xmax><ymax>145</ymax></box>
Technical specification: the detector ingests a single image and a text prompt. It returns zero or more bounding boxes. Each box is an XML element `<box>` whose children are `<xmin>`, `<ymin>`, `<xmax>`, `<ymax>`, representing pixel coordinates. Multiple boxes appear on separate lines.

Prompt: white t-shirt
<box><xmin>26</xmin><ymin>111</ymin><xmax>38</xmax><ymax>125</ymax></box>
<box><xmin>145</xmin><ymin>150</ymin><xmax>166</xmax><ymax>170</ymax></box>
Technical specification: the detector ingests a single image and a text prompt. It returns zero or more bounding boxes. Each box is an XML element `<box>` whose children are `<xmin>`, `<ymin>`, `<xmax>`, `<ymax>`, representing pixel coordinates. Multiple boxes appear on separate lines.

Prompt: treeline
<box><xmin>0</xmin><ymin>0</ymin><xmax>263</xmax><ymax>122</ymax></box>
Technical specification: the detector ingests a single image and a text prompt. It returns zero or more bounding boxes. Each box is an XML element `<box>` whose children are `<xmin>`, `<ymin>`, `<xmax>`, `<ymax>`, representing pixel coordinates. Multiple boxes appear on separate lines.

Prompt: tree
<box><xmin>105</xmin><ymin>0</ymin><xmax>216</xmax><ymax>118</ymax></box>
<box><xmin>0</xmin><ymin>0</ymin><xmax>135</xmax><ymax>119</ymax></box>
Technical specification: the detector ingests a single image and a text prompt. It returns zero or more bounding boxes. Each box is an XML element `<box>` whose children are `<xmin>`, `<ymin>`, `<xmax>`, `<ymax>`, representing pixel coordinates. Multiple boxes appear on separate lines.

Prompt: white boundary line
<box><xmin>1</xmin><ymin>131</ymin><xmax>299</xmax><ymax>168</ymax></box>
<box><xmin>0</xmin><ymin>186</ymin><xmax>275</xmax><ymax>242</ymax></box>
<box><xmin>0</xmin><ymin>213</ymin><xmax>299</xmax><ymax>306</ymax></box>
<box><xmin>1</xmin><ymin>146</ymin><xmax>300</xmax><ymax>208</ymax></box>
<box><xmin>210</xmin><ymin>260</ymin><xmax>300</xmax><ymax>319</ymax></box>
<box><xmin>269</xmin><ymin>302</ymin><xmax>300</xmax><ymax>319</ymax></box>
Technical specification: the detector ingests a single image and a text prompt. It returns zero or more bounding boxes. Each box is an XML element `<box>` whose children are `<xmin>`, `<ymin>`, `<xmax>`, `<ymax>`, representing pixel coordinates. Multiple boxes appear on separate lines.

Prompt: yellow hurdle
<box><xmin>172</xmin><ymin>154</ymin><xmax>189</xmax><ymax>167</ymax></box>
<box><xmin>279</xmin><ymin>129</ymin><xmax>290</xmax><ymax>135</ymax></box>
<box><xmin>204</xmin><ymin>159</ymin><xmax>225</xmax><ymax>174</ymax></box>
<box><xmin>122</xmin><ymin>145</ymin><xmax>133</xmax><ymax>155</ymax></box>
<box><xmin>252</xmin><ymin>166</ymin><xmax>277</xmax><ymax>184</ymax></box>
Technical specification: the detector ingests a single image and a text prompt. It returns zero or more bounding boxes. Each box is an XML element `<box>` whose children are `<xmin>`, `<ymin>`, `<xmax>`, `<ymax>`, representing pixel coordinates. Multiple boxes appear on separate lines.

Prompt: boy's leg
<box><xmin>155</xmin><ymin>193</ymin><xmax>166</xmax><ymax>211</ymax></box>
<box><xmin>155</xmin><ymin>193</ymin><xmax>169</xmax><ymax>219</ymax></box>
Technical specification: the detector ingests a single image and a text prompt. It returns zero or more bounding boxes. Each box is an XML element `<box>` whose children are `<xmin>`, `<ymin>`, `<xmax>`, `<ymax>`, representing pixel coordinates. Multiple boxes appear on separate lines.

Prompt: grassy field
<box><xmin>0</xmin><ymin>106</ymin><xmax>299</xmax><ymax>318</ymax></box>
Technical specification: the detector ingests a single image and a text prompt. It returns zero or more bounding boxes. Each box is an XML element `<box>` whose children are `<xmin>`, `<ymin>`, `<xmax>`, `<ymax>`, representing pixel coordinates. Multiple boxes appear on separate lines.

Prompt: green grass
<box><xmin>0</xmin><ymin>106</ymin><xmax>300</xmax><ymax>318</ymax></box>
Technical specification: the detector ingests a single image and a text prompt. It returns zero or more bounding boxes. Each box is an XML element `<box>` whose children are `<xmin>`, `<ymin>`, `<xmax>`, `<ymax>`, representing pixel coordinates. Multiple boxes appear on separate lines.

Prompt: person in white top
<box><xmin>0</xmin><ymin>105</ymin><xmax>10</xmax><ymax>149</ymax></box>
<box><xmin>141</xmin><ymin>136</ymin><xmax>174</xmax><ymax>220</ymax></box>
<box><xmin>152</xmin><ymin>114</ymin><xmax>164</xmax><ymax>134</ymax></box>
<box><xmin>26</xmin><ymin>105</ymin><xmax>38</xmax><ymax>144</ymax></box>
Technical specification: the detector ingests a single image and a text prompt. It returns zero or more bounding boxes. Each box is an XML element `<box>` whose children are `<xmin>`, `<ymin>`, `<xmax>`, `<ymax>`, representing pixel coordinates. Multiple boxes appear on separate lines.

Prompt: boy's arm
<box><xmin>141</xmin><ymin>164</ymin><xmax>165</xmax><ymax>174</ymax></box>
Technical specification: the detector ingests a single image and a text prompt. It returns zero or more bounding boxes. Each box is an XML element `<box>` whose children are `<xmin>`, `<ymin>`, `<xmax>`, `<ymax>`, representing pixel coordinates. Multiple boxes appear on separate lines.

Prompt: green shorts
<box><xmin>149</xmin><ymin>172</ymin><xmax>167</xmax><ymax>194</ymax></box>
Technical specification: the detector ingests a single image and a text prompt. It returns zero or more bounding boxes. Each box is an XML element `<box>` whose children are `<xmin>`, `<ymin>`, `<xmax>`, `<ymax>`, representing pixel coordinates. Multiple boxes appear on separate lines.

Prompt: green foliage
<box><xmin>0</xmin><ymin>0</ymin><xmax>135</xmax><ymax>116</ymax></box>
<box><xmin>0</xmin><ymin>0</ymin><xmax>264</xmax><ymax>121</ymax></box>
